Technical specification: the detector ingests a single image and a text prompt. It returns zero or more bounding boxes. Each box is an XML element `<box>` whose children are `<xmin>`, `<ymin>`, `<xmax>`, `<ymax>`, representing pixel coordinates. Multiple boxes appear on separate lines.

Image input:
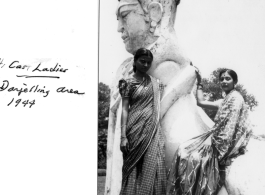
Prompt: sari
<box><xmin>167</xmin><ymin>90</ymin><xmax>252</xmax><ymax>195</ymax></box>
<box><xmin>118</xmin><ymin>75</ymin><xmax>166</xmax><ymax>195</ymax></box>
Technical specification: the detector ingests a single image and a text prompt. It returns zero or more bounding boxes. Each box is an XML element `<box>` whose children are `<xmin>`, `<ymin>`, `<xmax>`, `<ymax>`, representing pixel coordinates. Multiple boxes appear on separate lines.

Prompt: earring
<box><xmin>222</xmin><ymin>91</ymin><xmax>226</xmax><ymax>98</ymax></box>
<box><xmin>150</xmin><ymin>21</ymin><xmax>157</xmax><ymax>33</ymax></box>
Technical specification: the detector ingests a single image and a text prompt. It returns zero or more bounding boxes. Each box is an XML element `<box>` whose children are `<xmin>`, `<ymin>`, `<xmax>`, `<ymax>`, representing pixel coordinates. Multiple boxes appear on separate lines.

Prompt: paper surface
<box><xmin>0</xmin><ymin>1</ymin><xmax>97</xmax><ymax>195</ymax></box>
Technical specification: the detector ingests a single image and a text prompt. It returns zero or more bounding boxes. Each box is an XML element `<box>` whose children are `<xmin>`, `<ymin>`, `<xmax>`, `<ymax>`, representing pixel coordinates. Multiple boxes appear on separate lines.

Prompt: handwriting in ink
<box><xmin>57</xmin><ymin>87</ymin><xmax>85</xmax><ymax>95</ymax></box>
<box><xmin>0</xmin><ymin>80</ymin><xmax>50</xmax><ymax>97</ymax></box>
<box><xmin>7</xmin><ymin>98</ymin><xmax>35</xmax><ymax>108</ymax></box>
<box><xmin>16</xmin><ymin>75</ymin><xmax>60</xmax><ymax>79</ymax></box>
<box><xmin>0</xmin><ymin>58</ymin><xmax>5</xmax><ymax>68</ymax></box>
<box><xmin>9</xmin><ymin>61</ymin><xmax>31</xmax><ymax>71</ymax></box>
<box><xmin>0</xmin><ymin>58</ymin><xmax>85</xmax><ymax>108</ymax></box>
<box><xmin>32</xmin><ymin>63</ymin><xmax>68</xmax><ymax>73</ymax></box>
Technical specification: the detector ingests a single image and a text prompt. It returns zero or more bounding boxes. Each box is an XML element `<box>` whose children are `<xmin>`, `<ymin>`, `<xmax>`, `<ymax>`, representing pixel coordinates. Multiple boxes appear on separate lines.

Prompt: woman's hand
<box><xmin>120</xmin><ymin>137</ymin><xmax>129</xmax><ymax>155</ymax></box>
<box><xmin>190</xmin><ymin>63</ymin><xmax>202</xmax><ymax>84</ymax></box>
<box><xmin>195</xmin><ymin>67</ymin><xmax>202</xmax><ymax>84</ymax></box>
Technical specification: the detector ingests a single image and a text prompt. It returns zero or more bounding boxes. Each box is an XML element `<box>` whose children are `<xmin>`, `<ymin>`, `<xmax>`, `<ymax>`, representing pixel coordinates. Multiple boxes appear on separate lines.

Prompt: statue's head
<box><xmin>116</xmin><ymin>0</ymin><xmax>180</xmax><ymax>54</ymax></box>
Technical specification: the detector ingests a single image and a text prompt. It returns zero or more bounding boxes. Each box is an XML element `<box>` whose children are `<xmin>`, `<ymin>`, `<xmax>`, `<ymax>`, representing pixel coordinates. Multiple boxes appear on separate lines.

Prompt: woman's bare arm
<box><xmin>121</xmin><ymin>97</ymin><xmax>129</xmax><ymax>137</ymax></box>
<box><xmin>120</xmin><ymin>97</ymin><xmax>129</xmax><ymax>154</ymax></box>
<box><xmin>196</xmin><ymin>86</ymin><xmax>220</xmax><ymax>111</ymax></box>
<box><xmin>195</xmin><ymin>66</ymin><xmax>220</xmax><ymax>111</ymax></box>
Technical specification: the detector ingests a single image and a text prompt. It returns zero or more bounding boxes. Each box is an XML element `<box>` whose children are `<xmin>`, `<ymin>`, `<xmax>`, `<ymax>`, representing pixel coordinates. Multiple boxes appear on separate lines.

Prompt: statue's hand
<box><xmin>120</xmin><ymin>137</ymin><xmax>129</xmax><ymax>155</ymax></box>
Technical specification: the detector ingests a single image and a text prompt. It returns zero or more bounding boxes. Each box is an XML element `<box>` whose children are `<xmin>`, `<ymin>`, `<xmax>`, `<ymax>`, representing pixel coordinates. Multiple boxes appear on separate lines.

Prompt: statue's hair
<box><xmin>118</xmin><ymin>0</ymin><xmax>180</xmax><ymax>5</ymax></box>
<box><xmin>118</xmin><ymin>0</ymin><xmax>181</xmax><ymax>26</ymax></box>
<box><xmin>137</xmin><ymin>0</ymin><xmax>180</xmax><ymax>9</ymax></box>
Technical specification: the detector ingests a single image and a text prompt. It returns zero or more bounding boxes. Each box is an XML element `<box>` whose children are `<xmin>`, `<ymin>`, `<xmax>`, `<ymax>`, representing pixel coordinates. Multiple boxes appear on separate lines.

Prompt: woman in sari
<box><xmin>119</xmin><ymin>48</ymin><xmax>166</xmax><ymax>195</ymax></box>
<box><xmin>167</xmin><ymin>68</ymin><xmax>252</xmax><ymax>195</ymax></box>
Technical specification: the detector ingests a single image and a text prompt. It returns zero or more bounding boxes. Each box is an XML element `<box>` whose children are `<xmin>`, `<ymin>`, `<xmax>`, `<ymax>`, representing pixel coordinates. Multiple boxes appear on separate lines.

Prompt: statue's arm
<box><xmin>159</xmin><ymin>63</ymin><xmax>196</xmax><ymax>119</ymax></box>
<box><xmin>158</xmin><ymin>62</ymin><xmax>220</xmax><ymax>119</ymax></box>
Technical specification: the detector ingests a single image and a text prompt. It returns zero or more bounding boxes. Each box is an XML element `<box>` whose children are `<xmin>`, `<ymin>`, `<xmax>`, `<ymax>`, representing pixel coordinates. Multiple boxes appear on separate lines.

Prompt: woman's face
<box><xmin>134</xmin><ymin>56</ymin><xmax>152</xmax><ymax>73</ymax></box>
<box><xmin>220</xmin><ymin>72</ymin><xmax>235</xmax><ymax>94</ymax></box>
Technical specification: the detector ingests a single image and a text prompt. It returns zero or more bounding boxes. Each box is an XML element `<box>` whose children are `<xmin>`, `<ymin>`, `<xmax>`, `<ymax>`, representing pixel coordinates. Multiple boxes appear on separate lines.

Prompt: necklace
<box><xmin>133</xmin><ymin>74</ymin><xmax>147</xmax><ymax>82</ymax></box>
<box><xmin>133</xmin><ymin>74</ymin><xmax>149</xmax><ymax>90</ymax></box>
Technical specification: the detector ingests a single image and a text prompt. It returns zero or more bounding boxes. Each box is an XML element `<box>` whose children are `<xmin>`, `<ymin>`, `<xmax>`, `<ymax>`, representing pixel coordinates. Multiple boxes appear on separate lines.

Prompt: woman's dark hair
<box><xmin>219</xmin><ymin>69</ymin><xmax>238</xmax><ymax>84</ymax></box>
<box><xmin>133</xmin><ymin>48</ymin><xmax>153</xmax><ymax>72</ymax></box>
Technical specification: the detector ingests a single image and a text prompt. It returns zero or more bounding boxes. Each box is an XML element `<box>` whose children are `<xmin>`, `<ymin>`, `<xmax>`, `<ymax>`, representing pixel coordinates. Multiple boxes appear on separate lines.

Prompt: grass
<box><xmin>97</xmin><ymin>176</ymin><xmax>106</xmax><ymax>195</ymax></box>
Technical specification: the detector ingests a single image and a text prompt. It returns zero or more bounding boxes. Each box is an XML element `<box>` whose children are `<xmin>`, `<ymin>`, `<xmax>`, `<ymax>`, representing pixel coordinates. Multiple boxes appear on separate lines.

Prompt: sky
<box><xmin>99</xmin><ymin>0</ymin><xmax>265</xmax><ymax>133</ymax></box>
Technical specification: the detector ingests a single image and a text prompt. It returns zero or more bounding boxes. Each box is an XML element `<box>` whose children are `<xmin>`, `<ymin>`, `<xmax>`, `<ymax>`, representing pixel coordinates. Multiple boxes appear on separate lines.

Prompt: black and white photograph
<box><xmin>99</xmin><ymin>0</ymin><xmax>265</xmax><ymax>194</ymax></box>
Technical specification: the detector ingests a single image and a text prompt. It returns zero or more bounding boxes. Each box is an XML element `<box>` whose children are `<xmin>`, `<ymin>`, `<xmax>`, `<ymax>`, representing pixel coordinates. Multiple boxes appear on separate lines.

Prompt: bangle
<box><xmin>121</xmin><ymin>135</ymin><xmax>127</xmax><ymax>140</ymax></box>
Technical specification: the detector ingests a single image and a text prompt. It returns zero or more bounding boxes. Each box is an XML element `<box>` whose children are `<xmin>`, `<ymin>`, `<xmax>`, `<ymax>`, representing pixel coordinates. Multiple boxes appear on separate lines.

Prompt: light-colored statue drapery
<box><xmin>104</xmin><ymin>0</ymin><xmax>265</xmax><ymax>195</ymax></box>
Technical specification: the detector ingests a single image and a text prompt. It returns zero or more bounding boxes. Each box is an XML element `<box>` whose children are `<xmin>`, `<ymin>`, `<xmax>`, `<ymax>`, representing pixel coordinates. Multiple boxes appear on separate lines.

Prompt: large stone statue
<box><xmin>105</xmin><ymin>0</ymin><xmax>211</xmax><ymax>194</ymax></box>
<box><xmin>104</xmin><ymin>0</ymin><xmax>265</xmax><ymax>195</ymax></box>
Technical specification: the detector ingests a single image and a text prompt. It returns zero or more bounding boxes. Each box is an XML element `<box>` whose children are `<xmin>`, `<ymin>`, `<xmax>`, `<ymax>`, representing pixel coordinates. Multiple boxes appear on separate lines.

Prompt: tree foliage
<box><xmin>98</xmin><ymin>82</ymin><xmax>110</xmax><ymax>169</ymax></box>
<box><xmin>200</xmin><ymin>68</ymin><xmax>258</xmax><ymax>120</ymax></box>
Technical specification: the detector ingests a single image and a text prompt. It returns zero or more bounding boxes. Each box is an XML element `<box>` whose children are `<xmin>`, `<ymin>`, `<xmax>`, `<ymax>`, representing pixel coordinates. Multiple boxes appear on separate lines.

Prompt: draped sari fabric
<box><xmin>167</xmin><ymin>90</ymin><xmax>252</xmax><ymax>195</ymax></box>
<box><xmin>118</xmin><ymin>75</ymin><xmax>166</xmax><ymax>195</ymax></box>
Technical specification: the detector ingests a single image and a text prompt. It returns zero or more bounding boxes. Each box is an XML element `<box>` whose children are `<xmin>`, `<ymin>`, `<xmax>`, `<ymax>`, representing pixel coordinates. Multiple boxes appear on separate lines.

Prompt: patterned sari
<box><xmin>167</xmin><ymin>90</ymin><xmax>252</xmax><ymax>195</ymax></box>
<box><xmin>118</xmin><ymin>75</ymin><xmax>166</xmax><ymax>195</ymax></box>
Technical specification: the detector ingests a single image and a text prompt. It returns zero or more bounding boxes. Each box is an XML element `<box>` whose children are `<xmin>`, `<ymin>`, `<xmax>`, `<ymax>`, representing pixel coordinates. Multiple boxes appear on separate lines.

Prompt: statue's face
<box><xmin>116</xmin><ymin>1</ymin><xmax>150</xmax><ymax>54</ymax></box>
